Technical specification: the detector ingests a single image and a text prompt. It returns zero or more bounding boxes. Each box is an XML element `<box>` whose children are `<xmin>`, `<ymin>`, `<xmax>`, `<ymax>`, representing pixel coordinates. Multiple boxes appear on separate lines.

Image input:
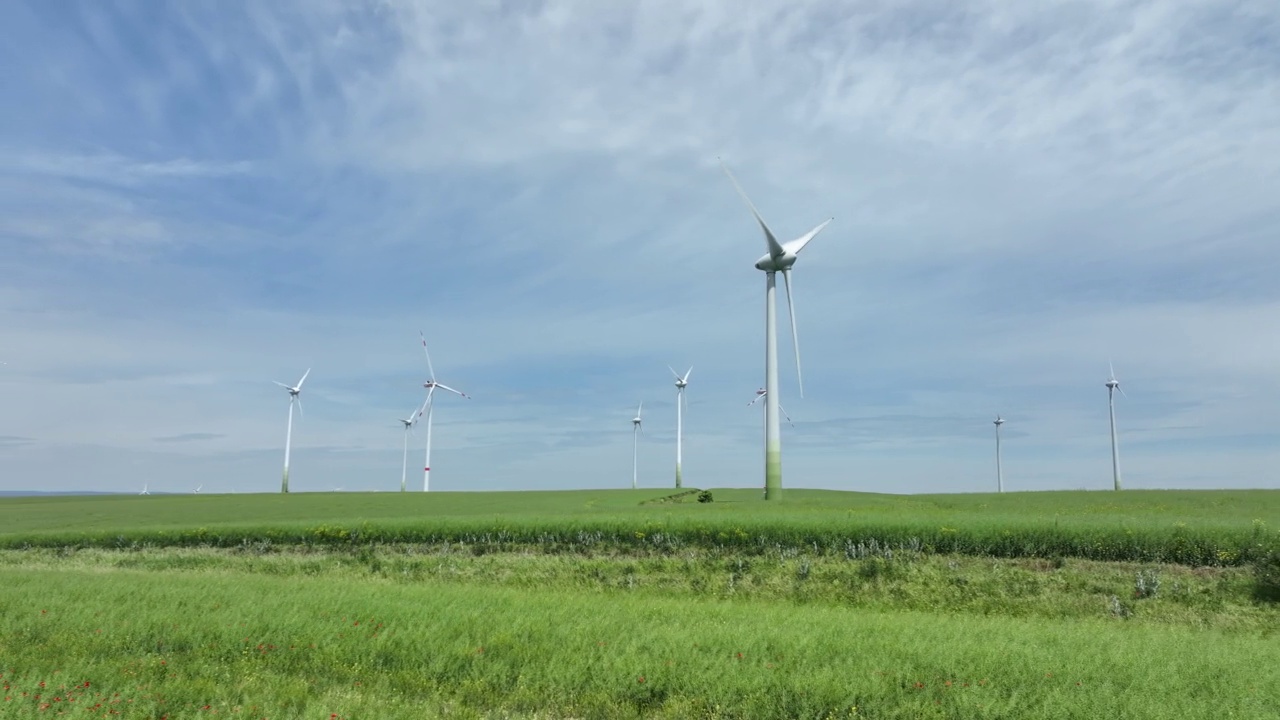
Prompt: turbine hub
<box><xmin>754</xmin><ymin>251</ymin><xmax>797</xmax><ymax>272</ymax></box>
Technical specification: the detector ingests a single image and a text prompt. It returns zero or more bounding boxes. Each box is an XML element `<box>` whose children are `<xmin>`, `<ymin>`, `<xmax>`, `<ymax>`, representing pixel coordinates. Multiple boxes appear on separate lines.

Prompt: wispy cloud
<box><xmin>153</xmin><ymin>433</ymin><xmax>226</xmax><ymax>444</ymax></box>
<box><xmin>0</xmin><ymin>0</ymin><xmax>1277</xmax><ymax>494</ymax></box>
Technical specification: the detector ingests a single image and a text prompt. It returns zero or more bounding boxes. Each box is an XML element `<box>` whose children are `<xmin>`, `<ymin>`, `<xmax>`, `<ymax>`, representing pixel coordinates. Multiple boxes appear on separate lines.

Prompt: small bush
<box><xmin>1253</xmin><ymin>548</ymin><xmax>1280</xmax><ymax>602</ymax></box>
<box><xmin>697</xmin><ymin>490</ymin><xmax>713</xmax><ymax>503</ymax></box>
<box><xmin>1134</xmin><ymin>569</ymin><xmax>1160</xmax><ymax>599</ymax></box>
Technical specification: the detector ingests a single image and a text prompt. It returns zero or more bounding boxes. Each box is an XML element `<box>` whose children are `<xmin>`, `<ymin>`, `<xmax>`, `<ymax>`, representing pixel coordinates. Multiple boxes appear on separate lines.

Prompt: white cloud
<box><xmin>1</xmin><ymin>0</ymin><xmax>1278</xmax><ymax>493</ymax></box>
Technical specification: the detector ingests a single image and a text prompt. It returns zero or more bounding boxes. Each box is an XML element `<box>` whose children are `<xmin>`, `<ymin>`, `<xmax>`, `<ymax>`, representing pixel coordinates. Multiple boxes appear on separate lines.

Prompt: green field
<box><xmin>3</xmin><ymin>488</ymin><xmax>1277</xmax><ymax>566</ymax></box>
<box><xmin>1</xmin><ymin>488</ymin><xmax>1278</xmax><ymax>718</ymax></box>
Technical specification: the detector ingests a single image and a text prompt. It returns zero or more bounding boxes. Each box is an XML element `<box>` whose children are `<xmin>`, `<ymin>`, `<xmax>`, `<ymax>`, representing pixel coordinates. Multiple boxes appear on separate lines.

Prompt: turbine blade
<box><xmin>780</xmin><ymin>404</ymin><xmax>794</xmax><ymax>427</ymax></box>
<box><xmin>668</xmin><ymin>365</ymin><xmax>682</xmax><ymax>381</ymax></box>
<box><xmin>273</xmin><ymin>381</ymin><xmax>290</xmax><ymax>389</ymax></box>
<box><xmin>1118</xmin><ymin>384</ymin><xmax>1128</xmax><ymax>399</ymax></box>
<box><xmin>294</xmin><ymin>395</ymin><xmax>303</xmax><ymax>420</ymax></box>
<box><xmin>718</xmin><ymin>157</ymin><xmax>786</xmax><ymax>259</ymax></box>
<box><xmin>682</xmin><ymin>366</ymin><xmax>693</xmax><ymax>384</ymax></box>
<box><xmin>748</xmin><ymin>393</ymin><xmax>763</xmax><ymax>407</ymax></box>
<box><xmin>782</xmin><ymin>218</ymin><xmax>833</xmax><ymax>255</ymax></box>
<box><xmin>296</xmin><ymin>368</ymin><xmax>311</xmax><ymax>389</ymax></box>
<box><xmin>781</xmin><ymin>268</ymin><xmax>804</xmax><ymax>398</ymax></box>
<box><xmin>1109</xmin><ymin>358</ymin><xmax>1116</xmax><ymax>382</ymax></box>
<box><xmin>637</xmin><ymin>401</ymin><xmax>643</xmax><ymax>418</ymax></box>
<box><xmin>420</xmin><ymin>331</ymin><xmax>437</xmax><ymax>381</ymax></box>
<box><xmin>435</xmin><ymin>383</ymin><xmax>469</xmax><ymax>398</ymax></box>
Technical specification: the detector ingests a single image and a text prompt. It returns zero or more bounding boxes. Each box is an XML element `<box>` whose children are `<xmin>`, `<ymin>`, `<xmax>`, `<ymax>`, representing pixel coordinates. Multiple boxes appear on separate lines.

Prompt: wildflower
<box><xmin>637</xmin><ymin>676</ymin><xmax>646</xmax><ymax>683</ymax></box>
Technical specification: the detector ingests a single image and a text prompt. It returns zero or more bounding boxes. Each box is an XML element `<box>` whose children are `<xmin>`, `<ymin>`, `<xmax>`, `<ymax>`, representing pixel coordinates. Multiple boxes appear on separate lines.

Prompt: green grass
<box><xmin>1</xmin><ymin>559</ymin><xmax>1276</xmax><ymax>719</ymax></box>
<box><xmin>1</xmin><ymin>489</ymin><xmax>1277</xmax><ymax>718</ymax></box>
<box><xmin>3</xmin><ymin>489</ymin><xmax>1277</xmax><ymax>566</ymax></box>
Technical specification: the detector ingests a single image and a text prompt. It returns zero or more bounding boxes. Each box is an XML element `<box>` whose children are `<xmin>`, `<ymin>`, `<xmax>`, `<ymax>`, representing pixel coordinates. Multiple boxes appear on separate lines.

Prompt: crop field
<box><xmin>1</xmin><ymin>488</ymin><xmax>1278</xmax><ymax>718</ymax></box>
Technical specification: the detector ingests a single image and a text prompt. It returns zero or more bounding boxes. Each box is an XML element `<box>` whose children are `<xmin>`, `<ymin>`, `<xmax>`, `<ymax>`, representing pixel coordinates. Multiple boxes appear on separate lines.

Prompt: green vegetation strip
<box><xmin>2</xmin><ymin>489</ymin><xmax>1277</xmax><ymax>567</ymax></box>
<box><xmin>2</xmin><ymin>564</ymin><xmax>1276</xmax><ymax>719</ymax></box>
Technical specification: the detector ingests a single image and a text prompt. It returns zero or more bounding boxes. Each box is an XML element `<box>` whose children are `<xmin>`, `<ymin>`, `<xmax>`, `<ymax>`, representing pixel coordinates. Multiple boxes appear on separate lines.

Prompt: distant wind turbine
<box><xmin>993</xmin><ymin>415</ymin><xmax>1005</xmax><ymax>493</ymax></box>
<box><xmin>631</xmin><ymin>402</ymin><xmax>644</xmax><ymax>489</ymax></box>
<box><xmin>748</xmin><ymin>388</ymin><xmax>794</xmax><ymax>427</ymax></box>
<box><xmin>720</xmin><ymin>158</ymin><xmax>832</xmax><ymax>500</ymax></box>
<box><xmin>419</xmin><ymin>332</ymin><xmax>470</xmax><ymax>492</ymax></box>
<box><xmin>669</xmin><ymin>366</ymin><xmax>692</xmax><ymax>488</ymax></box>
<box><xmin>274</xmin><ymin>368</ymin><xmax>310</xmax><ymax>494</ymax></box>
<box><xmin>398</xmin><ymin>401</ymin><xmax>425</xmax><ymax>492</ymax></box>
<box><xmin>1106</xmin><ymin>361</ymin><xmax>1126</xmax><ymax>491</ymax></box>
<box><xmin>139</xmin><ymin>483</ymin><xmax>150</xmax><ymax>496</ymax></box>
<box><xmin>193</xmin><ymin>484</ymin><xmax>202</xmax><ymax>494</ymax></box>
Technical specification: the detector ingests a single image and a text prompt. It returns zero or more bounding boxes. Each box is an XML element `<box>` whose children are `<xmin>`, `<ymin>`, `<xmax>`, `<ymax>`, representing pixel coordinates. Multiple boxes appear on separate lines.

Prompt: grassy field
<box><xmin>1</xmin><ymin>488</ymin><xmax>1277</xmax><ymax>718</ymax></box>
<box><xmin>2</xmin><ymin>488</ymin><xmax>1277</xmax><ymax>566</ymax></box>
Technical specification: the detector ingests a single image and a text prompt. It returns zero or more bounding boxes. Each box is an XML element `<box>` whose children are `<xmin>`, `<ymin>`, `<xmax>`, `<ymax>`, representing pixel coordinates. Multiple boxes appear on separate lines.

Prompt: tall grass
<box><xmin>1</xmin><ymin>566</ymin><xmax>1275</xmax><ymax>719</ymax></box>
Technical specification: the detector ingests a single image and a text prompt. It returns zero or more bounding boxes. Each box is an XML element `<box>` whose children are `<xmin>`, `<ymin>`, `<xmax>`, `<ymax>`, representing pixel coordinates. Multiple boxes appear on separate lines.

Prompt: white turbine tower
<box><xmin>631</xmin><ymin>402</ymin><xmax>644</xmax><ymax>490</ymax></box>
<box><xmin>993</xmin><ymin>415</ymin><xmax>1005</xmax><ymax>493</ymax></box>
<box><xmin>748</xmin><ymin>388</ymin><xmax>794</xmax><ymax>427</ymax></box>
<box><xmin>721</xmin><ymin>159</ymin><xmax>832</xmax><ymax>501</ymax></box>
<box><xmin>669</xmin><ymin>366</ymin><xmax>692</xmax><ymax>488</ymax></box>
<box><xmin>1106</xmin><ymin>361</ymin><xmax>1125</xmax><ymax>491</ymax></box>
<box><xmin>419</xmin><ymin>332</ymin><xmax>470</xmax><ymax>492</ymax></box>
<box><xmin>274</xmin><ymin>368</ymin><xmax>310</xmax><ymax>494</ymax></box>
<box><xmin>398</xmin><ymin>401</ymin><xmax>425</xmax><ymax>492</ymax></box>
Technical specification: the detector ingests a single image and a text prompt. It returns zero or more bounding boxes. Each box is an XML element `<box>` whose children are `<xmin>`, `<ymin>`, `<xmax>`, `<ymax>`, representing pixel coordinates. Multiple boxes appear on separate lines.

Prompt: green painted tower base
<box><xmin>281</xmin><ymin>472</ymin><xmax>289</xmax><ymax>494</ymax></box>
<box><xmin>764</xmin><ymin>443</ymin><xmax>781</xmax><ymax>501</ymax></box>
<box><xmin>675</xmin><ymin>465</ymin><xmax>683</xmax><ymax>489</ymax></box>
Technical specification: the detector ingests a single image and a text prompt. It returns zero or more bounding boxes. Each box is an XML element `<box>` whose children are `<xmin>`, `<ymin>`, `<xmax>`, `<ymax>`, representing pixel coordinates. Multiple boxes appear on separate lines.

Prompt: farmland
<box><xmin>1</xmin><ymin>488</ymin><xmax>1278</xmax><ymax>718</ymax></box>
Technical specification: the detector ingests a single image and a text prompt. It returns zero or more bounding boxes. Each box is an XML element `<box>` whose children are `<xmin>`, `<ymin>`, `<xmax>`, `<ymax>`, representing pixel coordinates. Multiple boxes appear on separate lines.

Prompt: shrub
<box><xmin>1253</xmin><ymin>548</ymin><xmax>1280</xmax><ymax>602</ymax></box>
<box><xmin>1134</xmin><ymin>569</ymin><xmax>1160</xmax><ymax>599</ymax></box>
<box><xmin>697</xmin><ymin>490</ymin><xmax>713</xmax><ymax>503</ymax></box>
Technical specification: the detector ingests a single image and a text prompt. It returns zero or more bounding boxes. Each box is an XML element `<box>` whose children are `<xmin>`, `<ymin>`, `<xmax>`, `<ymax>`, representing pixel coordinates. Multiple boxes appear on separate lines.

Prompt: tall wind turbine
<box><xmin>721</xmin><ymin>159</ymin><xmax>832</xmax><ymax>501</ymax></box>
<box><xmin>139</xmin><ymin>483</ymin><xmax>150</xmax><ymax>496</ymax></box>
<box><xmin>748</xmin><ymin>388</ymin><xmax>794</xmax><ymax>427</ymax></box>
<box><xmin>274</xmin><ymin>368</ymin><xmax>310</xmax><ymax>494</ymax></box>
<box><xmin>398</xmin><ymin>401</ymin><xmax>426</xmax><ymax>492</ymax></box>
<box><xmin>669</xmin><ymin>366</ymin><xmax>692</xmax><ymax>488</ymax></box>
<box><xmin>420</xmin><ymin>332</ymin><xmax>470</xmax><ymax>492</ymax></box>
<box><xmin>993</xmin><ymin>415</ymin><xmax>1005</xmax><ymax>493</ymax></box>
<box><xmin>1106</xmin><ymin>361</ymin><xmax>1125</xmax><ymax>491</ymax></box>
<box><xmin>631</xmin><ymin>402</ymin><xmax>644</xmax><ymax>490</ymax></box>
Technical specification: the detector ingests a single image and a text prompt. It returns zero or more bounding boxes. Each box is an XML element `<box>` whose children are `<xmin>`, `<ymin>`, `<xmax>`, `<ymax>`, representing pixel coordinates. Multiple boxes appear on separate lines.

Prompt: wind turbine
<box><xmin>193</xmin><ymin>484</ymin><xmax>202</xmax><ymax>494</ymax></box>
<box><xmin>631</xmin><ymin>402</ymin><xmax>644</xmax><ymax>489</ymax></box>
<box><xmin>139</xmin><ymin>483</ymin><xmax>150</xmax><ymax>496</ymax></box>
<box><xmin>720</xmin><ymin>158</ymin><xmax>832</xmax><ymax>500</ymax></box>
<box><xmin>748</xmin><ymin>388</ymin><xmax>794</xmax><ymax>427</ymax></box>
<box><xmin>398</xmin><ymin>401</ymin><xmax>425</xmax><ymax>492</ymax></box>
<box><xmin>669</xmin><ymin>366</ymin><xmax>692</xmax><ymax>488</ymax></box>
<box><xmin>1106</xmin><ymin>361</ymin><xmax>1125</xmax><ymax>491</ymax></box>
<box><xmin>274</xmin><ymin>368</ymin><xmax>310</xmax><ymax>494</ymax></box>
<box><xmin>419</xmin><ymin>332</ymin><xmax>469</xmax><ymax>492</ymax></box>
<box><xmin>993</xmin><ymin>415</ymin><xmax>1005</xmax><ymax>493</ymax></box>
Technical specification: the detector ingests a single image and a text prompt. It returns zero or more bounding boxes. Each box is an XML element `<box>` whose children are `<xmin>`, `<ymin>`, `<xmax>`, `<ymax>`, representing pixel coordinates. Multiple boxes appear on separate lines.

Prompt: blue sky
<box><xmin>2</xmin><ymin>0</ymin><xmax>1278</xmax><ymax>495</ymax></box>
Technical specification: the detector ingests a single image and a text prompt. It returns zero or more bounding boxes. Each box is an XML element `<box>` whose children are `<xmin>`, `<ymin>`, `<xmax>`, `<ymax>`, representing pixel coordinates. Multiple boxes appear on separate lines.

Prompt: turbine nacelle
<box><xmin>994</xmin><ymin>415</ymin><xmax>1005</xmax><ymax>427</ymax></box>
<box><xmin>669</xmin><ymin>366</ymin><xmax>692</xmax><ymax>389</ymax></box>
<box><xmin>754</xmin><ymin>250</ymin><xmax>797</xmax><ymax>272</ymax></box>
